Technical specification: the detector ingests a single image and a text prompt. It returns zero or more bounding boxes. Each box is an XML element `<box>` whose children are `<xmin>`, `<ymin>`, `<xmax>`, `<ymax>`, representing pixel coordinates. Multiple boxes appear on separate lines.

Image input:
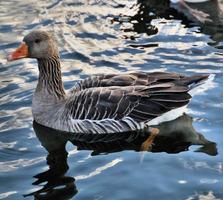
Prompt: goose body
<box><xmin>8</xmin><ymin>30</ymin><xmax>210</xmax><ymax>136</ymax></box>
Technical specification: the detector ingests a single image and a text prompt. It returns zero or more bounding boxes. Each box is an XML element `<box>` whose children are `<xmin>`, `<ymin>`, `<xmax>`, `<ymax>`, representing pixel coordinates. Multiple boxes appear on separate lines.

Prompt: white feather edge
<box><xmin>147</xmin><ymin>74</ymin><xmax>215</xmax><ymax>126</ymax></box>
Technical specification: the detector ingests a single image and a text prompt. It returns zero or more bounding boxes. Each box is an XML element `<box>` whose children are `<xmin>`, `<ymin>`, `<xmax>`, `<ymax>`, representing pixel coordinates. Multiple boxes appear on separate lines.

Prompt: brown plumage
<box><xmin>8</xmin><ymin>30</ymin><xmax>210</xmax><ymax>136</ymax></box>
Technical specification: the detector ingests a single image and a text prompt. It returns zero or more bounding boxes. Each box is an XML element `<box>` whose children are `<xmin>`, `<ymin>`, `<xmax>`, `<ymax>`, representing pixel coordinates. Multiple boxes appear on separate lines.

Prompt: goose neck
<box><xmin>36</xmin><ymin>56</ymin><xmax>66</xmax><ymax>99</ymax></box>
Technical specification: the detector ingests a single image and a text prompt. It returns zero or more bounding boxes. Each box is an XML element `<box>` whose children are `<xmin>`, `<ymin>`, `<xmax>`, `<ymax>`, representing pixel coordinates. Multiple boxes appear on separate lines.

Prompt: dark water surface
<box><xmin>0</xmin><ymin>0</ymin><xmax>223</xmax><ymax>199</ymax></box>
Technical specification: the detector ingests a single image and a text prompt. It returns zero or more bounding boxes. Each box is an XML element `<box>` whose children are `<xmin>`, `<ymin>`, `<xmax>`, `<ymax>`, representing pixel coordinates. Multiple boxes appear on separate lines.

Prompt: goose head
<box><xmin>8</xmin><ymin>30</ymin><xmax>58</xmax><ymax>61</ymax></box>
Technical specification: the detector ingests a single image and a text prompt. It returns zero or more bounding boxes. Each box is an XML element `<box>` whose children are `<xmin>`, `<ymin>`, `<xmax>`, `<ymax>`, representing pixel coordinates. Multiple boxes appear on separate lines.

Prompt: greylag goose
<box><xmin>8</xmin><ymin>30</ymin><xmax>210</xmax><ymax>137</ymax></box>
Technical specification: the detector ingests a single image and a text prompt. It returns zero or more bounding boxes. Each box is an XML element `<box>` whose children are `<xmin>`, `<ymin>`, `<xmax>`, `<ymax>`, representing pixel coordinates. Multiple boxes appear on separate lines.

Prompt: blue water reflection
<box><xmin>0</xmin><ymin>0</ymin><xmax>223</xmax><ymax>199</ymax></box>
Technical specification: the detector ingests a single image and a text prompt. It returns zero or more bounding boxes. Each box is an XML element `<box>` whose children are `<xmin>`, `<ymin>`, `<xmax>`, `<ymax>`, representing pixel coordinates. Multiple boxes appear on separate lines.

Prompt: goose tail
<box><xmin>175</xmin><ymin>74</ymin><xmax>209</xmax><ymax>87</ymax></box>
<box><xmin>187</xmin><ymin>74</ymin><xmax>215</xmax><ymax>96</ymax></box>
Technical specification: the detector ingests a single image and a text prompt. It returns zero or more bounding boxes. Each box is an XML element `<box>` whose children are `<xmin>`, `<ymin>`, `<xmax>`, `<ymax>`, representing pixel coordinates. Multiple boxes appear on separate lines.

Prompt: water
<box><xmin>0</xmin><ymin>0</ymin><xmax>223</xmax><ymax>199</ymax></box>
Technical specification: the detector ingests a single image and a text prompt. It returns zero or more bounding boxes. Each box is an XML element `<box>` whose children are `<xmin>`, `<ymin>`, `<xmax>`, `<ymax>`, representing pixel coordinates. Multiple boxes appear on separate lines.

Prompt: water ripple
<box><xmin>75</xmin><ymin>158</ymin><xmax>123</xmax><ymax>180</ymax></box>
<box><xmin>0</xmin><ymin>157</ymin><xmax>45</xmax><ymax>173</ymax></box>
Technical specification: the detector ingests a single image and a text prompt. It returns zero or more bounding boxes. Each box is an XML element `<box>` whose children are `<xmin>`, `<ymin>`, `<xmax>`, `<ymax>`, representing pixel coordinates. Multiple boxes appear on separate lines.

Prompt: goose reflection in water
<box><xmin>116</xmin><ymin>0</ymin><xmax>223</xmax><ymax>45</ymax></box>
<box><xmin>25</xmin><ymin>114</ymin><xmax>217</xmax><ymax>199</ymax></box>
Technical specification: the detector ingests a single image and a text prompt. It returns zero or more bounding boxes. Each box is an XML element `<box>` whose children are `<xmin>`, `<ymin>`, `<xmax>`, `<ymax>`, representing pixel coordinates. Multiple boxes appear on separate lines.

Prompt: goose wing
<box><xmin>69</xmin><ymin>72</ymin><xmax>186</xmax><ymax>93</ymax></box>
<box><xmin>69</xmin><ymin>71</ymin><xmax>208</xmax><ymax>93</ymax></box>
<box><xmin>66</xmin><ymin>82</ymin><xmax>191</xmax><ymax>122</ymax></box>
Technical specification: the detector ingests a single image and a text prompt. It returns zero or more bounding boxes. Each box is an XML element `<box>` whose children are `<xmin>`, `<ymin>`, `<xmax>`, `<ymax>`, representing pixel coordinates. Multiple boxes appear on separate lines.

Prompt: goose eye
<box><xmin>34</xmin><ymin>39</ymin><xmax>41</xmax><ymax>43</ymax></box>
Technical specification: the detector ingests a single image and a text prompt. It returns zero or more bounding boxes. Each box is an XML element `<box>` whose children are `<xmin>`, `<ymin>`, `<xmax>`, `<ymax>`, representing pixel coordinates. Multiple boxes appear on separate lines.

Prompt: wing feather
<box><xmin>66</xmin><ymin>86</ymin><xmax>190</xmax><ymax>123</ymax></box>
<box><xmin>66</xmin><ymin>71</ymin><xmax>208</xmax><ymax>123</ymax></box>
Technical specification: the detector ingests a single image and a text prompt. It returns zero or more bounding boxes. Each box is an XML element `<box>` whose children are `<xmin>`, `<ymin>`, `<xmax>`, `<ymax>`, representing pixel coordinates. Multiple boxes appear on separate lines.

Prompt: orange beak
<box><xmin>7</xmin><ymin>43</ymin><xmax>28</xmax><ymax>61</ymax></box>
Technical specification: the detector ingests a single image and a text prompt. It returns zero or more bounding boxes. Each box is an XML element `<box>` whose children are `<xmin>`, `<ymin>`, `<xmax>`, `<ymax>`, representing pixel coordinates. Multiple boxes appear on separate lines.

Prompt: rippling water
<box><xmin>1</xmin><ymin>0</ymin><xmax>223</xmax><ymax>199</ymax></box>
